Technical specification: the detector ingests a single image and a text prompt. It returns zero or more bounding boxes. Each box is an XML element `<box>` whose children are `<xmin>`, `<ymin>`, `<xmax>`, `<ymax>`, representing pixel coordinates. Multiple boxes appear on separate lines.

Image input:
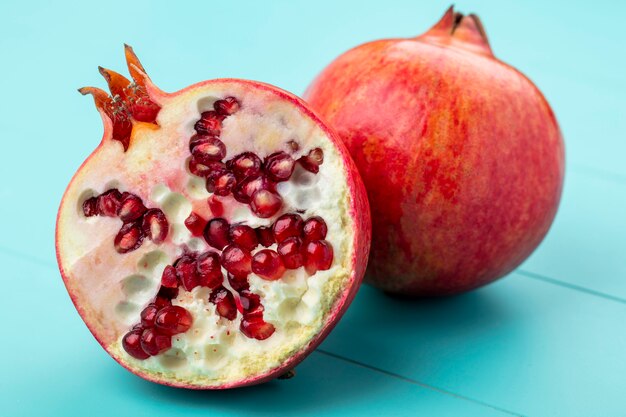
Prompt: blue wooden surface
<box><xmin>1</xmin><ymin>1</ymin><xmax>624</xmax><ymax>416</ymax></box>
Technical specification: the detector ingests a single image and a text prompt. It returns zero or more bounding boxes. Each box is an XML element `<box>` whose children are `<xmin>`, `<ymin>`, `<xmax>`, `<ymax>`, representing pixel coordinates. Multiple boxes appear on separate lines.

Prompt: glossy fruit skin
<box><xmin>305</xmin><ymin>7</ymin><xmax>564</xmax><ymax>296</ymax></box>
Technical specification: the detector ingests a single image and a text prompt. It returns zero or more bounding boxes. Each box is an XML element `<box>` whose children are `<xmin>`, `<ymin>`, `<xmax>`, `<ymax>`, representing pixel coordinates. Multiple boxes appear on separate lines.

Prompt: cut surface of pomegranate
<box><xmin>56</xmin><ymin>46</ymin><xmax>371</xmax><ymax>389</ymax></box>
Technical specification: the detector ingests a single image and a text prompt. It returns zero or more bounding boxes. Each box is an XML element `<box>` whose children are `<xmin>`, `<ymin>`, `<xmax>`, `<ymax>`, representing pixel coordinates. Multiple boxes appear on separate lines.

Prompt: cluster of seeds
<box><xmin>122</xmin><ymin>295</ymin><xmax>192</xmax><ymax>360</ymax></box>
<box><xmin>198</xmin><ymin>213</ymin><xmax>333</xmax><ymax>279</ymax></box>
<box><xmin>87</xmin><ymin>95</ymin><xmax>335</xmax><ymax>359</ymax></box>
<box><xmin>83</xmin><ymin>190</ymin><xmax>169</xmax><ymax>253</ymax></box>
<box><xmin>187</xmin><ymin>97</ymin><xmax>324</xmax><ymax>218</ymax></box>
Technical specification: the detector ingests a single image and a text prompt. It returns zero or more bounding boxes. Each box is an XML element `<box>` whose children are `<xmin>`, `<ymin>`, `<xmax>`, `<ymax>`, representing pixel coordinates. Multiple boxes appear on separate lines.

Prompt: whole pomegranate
<box><xmin>305</xmin><ymin>7</ymin><xmax>564</xmax><ymax>296</ymax></box>
<box><xmin>56</xmin><ymin>46</ymin><xmax>370</xmax><ymax>388</ymax></box>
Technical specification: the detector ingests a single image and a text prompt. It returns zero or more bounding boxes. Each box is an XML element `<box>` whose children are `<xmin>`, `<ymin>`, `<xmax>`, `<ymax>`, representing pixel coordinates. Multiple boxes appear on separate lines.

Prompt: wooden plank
<box><xmin>521</xmin><ymin>170</ymin><xmax>626</xmax><ymax>299</ymax></box>
<box><xmin>320</xmin><ymin>277</ymin><xmax>626</xmax><ymax>417</ymax></box>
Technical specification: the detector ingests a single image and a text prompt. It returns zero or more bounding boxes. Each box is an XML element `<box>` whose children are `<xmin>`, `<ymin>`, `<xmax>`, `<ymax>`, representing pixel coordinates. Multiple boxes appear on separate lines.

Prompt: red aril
<box><xmin>302</xmin><ymin>217</ymin><xmax>328</xmax><ymax>241</ymax></box>
<box><xmin>203</xmin><ymin>218</ymin><xmax>230</xmax><ymax>250</ymax></box>
<box><xmin>154</xmin><ymin>305</ymin><xmax>193</xmax><ymax>336</ymax></box>
<box><xmin>240</xmin><ymin>312</ymin><xmax>275</xmax><ymax>341</ymax></box>
<box><xmin>184</xmin><ymin>212</ymin><xmax>207</xmax><ymax>237</ymax></box>
<box><xmin>220</xmin><ymin>245</ymin><xmax>252</xmax><ymax>278</ymax></box>
<box><xmin>209</xmin><ymin>286</ymin><xmax>237</xmax><ymax>321</ymax></box>
<box><xmin>196</xmin><ymin>251</ymin><xmax>223</xmax><ymax>289</ymax></box>
<box><xmin>97</xmin><ymin>189</ymin><xmax>122</xmax><ymax>216</ymax></box>
<box><xmin>141</xmin><ymin>209</ymin><xmax>169</xmax><ymax>244</ymax></box>
<box><xmin>122</xmin><ymin>329</ymin><xmax>149</xmax><ymax>360</ymax></box>
<box><xmin>228</xmin><ymin>224</ymin><xmax>259</xmax><ymax>251</ymax></box>
<box><xmin>140</xmin><ymin>304</ymin><xmax>159</xmax><ymax>328</ymax></box>
<box><xmin>277</xmin><ymin>237</ymin><xmax>305</xmax><ymax>269</ymax></box>
<box><xmin>191</xmin><ymin>136</ymin><xmax>227</xmax><ymax>163</ymax></box>
<box><xmin>118</xmin><ymin>193</ymin><xmax>147</xmax><ymax>222</ymax></box>
<box><xmin>273</xmin><ymin>214</ymin><xmax>303</xmax><ymax>243</ymax></box>
<box><xmin>264</xmin><ymin>152</ymin><xmax>295</xmax><ymax>182</ymax></box>
<box><xmin>195</xmin><ymin>111</ymin><xmax>224</xmax><ymax>136</ymax></box>
<box><xmin>303</xmin><ymin>240</ymin><xmax>334</xmax><ymax>274</ymax></box>
<box><xmin>250</xmin><ymin>190</ymin><xmax>282</xmax><ymax>218</ymax></box>
<box><xmin>305</xmin><ymin>6</ymin><xmax>564</xmax><ymax>295</ymax></box>
<box><xmin>140</xmin><ymin>328</ymin><xmax>172</xmax><ymax>356</ymax></box>
<box><xmin>252</xmin><ymin>249</ymin><xmax>286</xmax><ymax>281</ymax></box>
<box><xmin>56</xmin><ymin>45</ymin><xmax>370</xmax><ymax>389</ymax></box>
<box><xmin>229</xmin><ymin>152</ymin><xmax>262</xmax><ymax>181</ymax></box>
<box><xmin>160</xmin><ymin>265</ymin><xmax>178</xmax><ymax>289</ymax></box>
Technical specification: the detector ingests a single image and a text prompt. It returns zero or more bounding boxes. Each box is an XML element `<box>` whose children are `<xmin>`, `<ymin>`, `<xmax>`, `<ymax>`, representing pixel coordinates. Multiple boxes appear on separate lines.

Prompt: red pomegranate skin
<box><xmin>305</xmin><ymin>7</ymin><xmax>564</xmax><ymax>296</ymax></box>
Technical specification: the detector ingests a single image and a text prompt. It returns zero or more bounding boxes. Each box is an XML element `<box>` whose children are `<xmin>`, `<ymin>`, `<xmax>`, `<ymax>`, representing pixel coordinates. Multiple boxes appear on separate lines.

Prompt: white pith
<box><xmin>57</xmin><ymin>81</ymin><xmax>355</xmax><ymax>387</ymax></box>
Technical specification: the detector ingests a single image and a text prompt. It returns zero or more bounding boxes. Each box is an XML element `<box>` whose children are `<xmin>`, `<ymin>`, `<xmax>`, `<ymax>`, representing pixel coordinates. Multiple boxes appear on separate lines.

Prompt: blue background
<box><xmin>1</xmin><ymin>1</ymin><xmax>625</xmax><ymax>416</ymax></box>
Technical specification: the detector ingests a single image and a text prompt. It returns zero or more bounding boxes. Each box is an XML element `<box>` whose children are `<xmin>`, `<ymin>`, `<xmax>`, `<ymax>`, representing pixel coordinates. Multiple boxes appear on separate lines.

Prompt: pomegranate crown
<box><xmin>78</xmin><ymin>45</ymin><xmax>161</xmax><ymax>151</ymax></box>
<box><xmin>418</xmin><ymin>5</ymin><xmax>493</xmax><ymax>57</ymax></box>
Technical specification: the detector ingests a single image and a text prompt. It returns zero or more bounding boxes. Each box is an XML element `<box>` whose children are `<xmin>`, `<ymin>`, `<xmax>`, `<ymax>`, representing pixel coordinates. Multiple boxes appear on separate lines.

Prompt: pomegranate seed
<box><xmin>240</xmin><ymin>313</ymin><xmax>275</xmax><ymax>340</ymax></box>
<box><xmin>214</xmin><ymin>96</ymin><xmax>240</xmax><ymax>115</ymax></box>
<box><xmin>227</xmin><ymin>273</ymin><xmax>249</xmax><ymax>292</ymax></box>
<box><xmin>277</xmin><ymin>237</ymin><xmax>304</xmax><ymax>269</ymax></box>
<box><xmin>140</xmin><ymin>328</ymin><xmax>172</xmax><ymax>356</ymax></box>
<box><xmin>205</xmin><ymin>164</ymin><xmax>229</xmax><ymax>193</ymax></box>
<box><xmin>140</xmin><ymin>304</ymin><xmax>159</xmax><ymax>327</ymax></box>
<box><xmin>122</xmin><ymin>329</ymin><xmax>150</xmax><ymax>359</ymax></box>
<box><xmin>188</xmin><ymin>157</ymin><xmax>212</xmax><ymax>177</ymax></box>
<box><xmin>209</xmin><ymin>286</ymin><xmax>237</xmax><ymax>320</ymax></box>
<box><xmin>194</xmin><ymin>111</ymin><xmax>224</xmax><ymax>136</ymax></box>
<box><xmin>184</xmin><ymin>212</ymin><xmax>207</xmax><ymax>237</ymax></box>
<box><xmin>299</xmin><ymin>148</ymin><xmax>324</xmax><ymax>173</ymax></box>
<box><xmin>205</xmin><ymin>178</ymin><xmax>215</xmax><ymax>193</ymax></box>
<box><xmin>252</xmin><ymin>249</ymin><xmax>285</xmax><ymax>281</ymax></box>
<box><xmin>264</xmin><ymin>152</ymin><xmax>295</xmax><ymax>182</ymax></box>
<box><xmin>206</xmin><ymin>161</ymin><xmax>228</xmax><ymax>177</ymax></box>
<box><xmin>229</xmin><ymin>152</ymin><xmax>262</xmax><ymax>180</ymax></box>
<box><xmin>273</xmin><ymin>213</ymin><xmax>303</xmax><ymax>243</ymax></box>
<box><xmin>188</xmin><ymin>134</ymin><xmax>209</xmax><ymax>152</ymax></box>
<box><xmin>155</xmin><ymin>305</ymin><xmax>193</xmax><ymax>336</ymax></box>
<box><xmin>114</xmin><ymin>221</ymin><xmax>144</xmax><ymax>253</ymax></box>
<box><xmin>190</xmin><ymin>158</ymin><xmax>226</xmax><ymax>179</ymax></box>
<box><xmin>228</xmin><ymin>225</ymin><xmax>259</xmax><ymax>251</ymax></box>
<box><xmin>196</xmin><ymin>251</ymin><xmax>223</xmax><ymax>289</ymax></box>
<box><xmin>220</xmin><ymin>245</ymin><xmax>252</xmax><ymax>278</ymax></box>
<box><xmin>302</xmin><ymin>216</ymin><xmax>328</xmax><ymax>241</ymax></box>
<box><xmin>191</xmin><ymin>137</ymin><xmax>226</xmax><ymax>163</ymax></box>
<box><xmin>213</xmin><ymin>172</ymin><xmax>237</xmax><ymax>196</ymax></box>
<box><xmin>176</xmin><ymin>255</ymin><xmax>200</xmax><ymax>291</ymax></box>
<box><xmin>233</xmin><ymin>175</ymin><xmax>274</xmax><ymax>204</ymax></box>
<box><xmin>207</xmin><ymin>195</ymin><xmax>224</xmax><ymax>217</ymax></box>
<box><xmin>161</xmin><ymin>265</ymin><xmax>178</xmax><ymax>289</ymax></box>
<box><xmin>118</xmin><ymin>194</ymin><xmax>147</xmax><ymax>222</ymax></box>
<box><xmin>203</xmin><ymin>218</ymin><xmax>230</xmax><ymax>250</ymax></box>
<box><xmin>250</xmin><ymin>190</ymin><xmax>282</xmax><ymax>218</ymax></box>
<box><xmin>97</xmin><ymin>189</ymin><xmax>122</xmax><ymax>216</ymax></box>
<box><xmin>82</xmin><ymin>197</ymin><xmax>98</xmax><ymax>217</ymax></box>
<box><xmin>239</xmin><ymin>289</ymin><xmax>262</xmax><ymax>313</ymax></box>
<box><xmin>303</xmin><ymin>240</ymin><xmax>334</xmax><ymax>274</ymax></box>
<box><xmin>142</xmin><ymin>209</ymin><xmax>169</xmax><ymax>244</ymax></box>
<box><xmin>256</xmin><ymin>226</ymin><xmax>275</xmax><ymax>247</ymax></box>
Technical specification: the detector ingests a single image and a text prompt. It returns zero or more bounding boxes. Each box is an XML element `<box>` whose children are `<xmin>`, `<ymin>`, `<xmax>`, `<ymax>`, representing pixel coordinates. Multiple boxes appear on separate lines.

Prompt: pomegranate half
<box><xmin>56</xmin><ymin>46</ymin><xmax>370</xmax><ymax>388</ymax></box>
<box><xmin>305</xmin><ymin>6</ymin><xmax>564</xmax><ymax>296</ymax></box>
